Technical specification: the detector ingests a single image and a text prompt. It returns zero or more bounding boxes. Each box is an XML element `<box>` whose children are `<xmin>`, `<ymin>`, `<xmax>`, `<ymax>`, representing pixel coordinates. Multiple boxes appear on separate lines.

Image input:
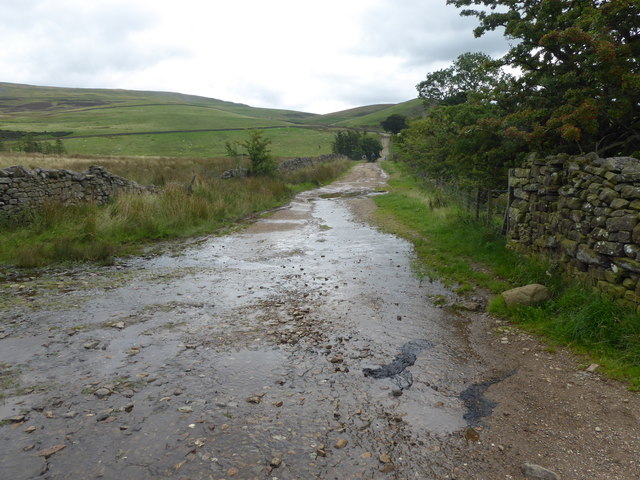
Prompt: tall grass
<box><xmin>0</xmin><ymin>159</ymin><xmax>351</xmax><ymax>268</ymax></box>
<box><xmin>0</xmin><ymin>152</ymin><xmax>238</xmax><ymax>185</ymax></box>
<box><xmin>376</xmin><ymin>160</ymin><xmax>640</xmax><ymax>389</ymax></box>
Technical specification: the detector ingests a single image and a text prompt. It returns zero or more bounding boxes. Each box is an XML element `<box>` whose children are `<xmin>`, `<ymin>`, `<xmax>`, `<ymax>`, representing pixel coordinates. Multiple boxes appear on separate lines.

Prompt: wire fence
<box><xmin>419</xmin><ymin>178</ymin><xmax>510</xmax><ymax>234</ymax></box>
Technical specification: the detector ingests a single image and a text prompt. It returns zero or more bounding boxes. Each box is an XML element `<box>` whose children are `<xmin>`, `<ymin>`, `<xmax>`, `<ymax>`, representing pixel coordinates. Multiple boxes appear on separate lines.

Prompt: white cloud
<box><xmin>0</xmin><ymin>0</ymin><xmax>510</xmax><ymax>113</ymax></box>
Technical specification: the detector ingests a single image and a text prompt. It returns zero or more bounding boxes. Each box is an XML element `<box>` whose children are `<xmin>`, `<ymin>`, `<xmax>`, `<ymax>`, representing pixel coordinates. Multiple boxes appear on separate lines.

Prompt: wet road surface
<box><xmin>2</xmin><ymin>163</ymin><xmax>494</xmax><ymax>479</ymax></box>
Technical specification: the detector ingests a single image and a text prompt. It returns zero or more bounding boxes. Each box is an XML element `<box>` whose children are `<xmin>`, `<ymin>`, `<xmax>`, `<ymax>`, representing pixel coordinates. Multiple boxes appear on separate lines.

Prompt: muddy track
<box><xmin>1</xmin><ymin>159</ymin><xmax>640</xmax><ymax>479</ymax></box>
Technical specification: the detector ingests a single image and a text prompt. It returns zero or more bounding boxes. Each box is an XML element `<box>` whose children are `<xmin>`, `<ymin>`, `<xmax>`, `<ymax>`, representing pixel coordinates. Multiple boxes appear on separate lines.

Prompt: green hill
<box><xmin>0</xmin><ymin>82</ymin><xmax>419</xmax><ymax>157</ymax></box>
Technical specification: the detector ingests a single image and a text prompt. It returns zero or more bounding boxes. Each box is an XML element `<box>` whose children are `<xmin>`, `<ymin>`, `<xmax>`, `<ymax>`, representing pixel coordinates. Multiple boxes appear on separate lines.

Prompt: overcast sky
<box><xmin>0</xmin><ymin>0</ymin><xmax>509</xmax><ymax>114</ymax></box>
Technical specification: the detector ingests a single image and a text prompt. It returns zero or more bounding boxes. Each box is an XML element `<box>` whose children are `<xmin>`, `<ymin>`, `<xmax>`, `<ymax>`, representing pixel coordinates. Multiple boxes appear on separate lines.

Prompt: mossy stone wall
<box><xmin>508</xmin><ymin>153</ymin><xmax>640</xmax><ymax>308</ymax></box>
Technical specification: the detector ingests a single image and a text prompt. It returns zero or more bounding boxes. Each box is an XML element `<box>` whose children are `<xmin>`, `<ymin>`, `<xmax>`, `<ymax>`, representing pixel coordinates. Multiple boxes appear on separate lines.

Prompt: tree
<box><xmin>447</xmin><ymin>0</ymin><xmax>640</xmax><ymax>156</ymax></box>
<box><xmin>239</xmin><ymin>130</ymin><xmax>275</xmax><ymax>176</ymax></box>
<box><xmin>332</xmin><ymin>130</ymin><xmax>362</xmax><ymax>159</ymax></box>
<box><xmin>53</xmin><ymin>139</ymin><xmax>66</xmax><ymax>155</ymax></box>
<box><xmin>332</xmin><ymin>130</ymin><xmax>383</xmax><ymax>160</ymax></box>
<box><xmin>381</xmin><ymin>114</ymin><xmax>408</xmax><ymax>134</ymax></box>
<box><xmin>416</xmin><ymin>52</ymin><xmax>504</xmax><ymax>106</ymax></box>
<box><xmin>360</xmin><ymin>135</ymin><xmax>383</xmax><ymax>159</ymax></box>
<box><xmin>20</xmin><ymin>132</ymin><xmax>41</xmax><ymax>153</ymax></box>
<box><xmin>397</xmin><ymin>102</ymin><xmax>521</xmax><ymax>189</ymax></box>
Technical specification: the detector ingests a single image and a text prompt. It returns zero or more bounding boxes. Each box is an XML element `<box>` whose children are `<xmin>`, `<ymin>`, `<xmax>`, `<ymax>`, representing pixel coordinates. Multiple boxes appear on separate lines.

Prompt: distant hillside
<box><xmin>0</xmin><ymin>82</ymin><xmax>317</xmax><ymax>129</ymax></box>
<box><xmin>0</xmin><ymin>82</ymin><xmax>419</xmax><ymax>157</ymax></box>
<box><xmin>300</xmin><ymin>104</ymin><xmax>394</xmax><ymax>126</ymax></box>
<box><xmin>302</xmin><ymin>99</ymin><xmax>424</xmax><ymax>130</ymax></box>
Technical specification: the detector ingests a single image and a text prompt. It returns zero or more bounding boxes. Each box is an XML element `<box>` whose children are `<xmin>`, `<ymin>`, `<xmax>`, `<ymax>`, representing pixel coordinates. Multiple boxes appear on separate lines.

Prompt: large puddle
<box><xmin>0</xmin><ymin>163</ymin><xmax>487</xmax><ymax>479</ymax></box>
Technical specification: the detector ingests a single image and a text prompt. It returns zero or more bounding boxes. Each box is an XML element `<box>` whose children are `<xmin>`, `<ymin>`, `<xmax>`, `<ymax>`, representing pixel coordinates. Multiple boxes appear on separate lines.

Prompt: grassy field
<box><xmin>0</xmin><ymin>82</ymin><xmax>420</xmax><ymax>157</ymax></box>
<box><xmin>56</xmin><ymin>127</ymin><xmax>336</xmax><ymax>158</ymax></box>
<box><xmin>1</xmin><ymin>103</ymin><xmax>293</xmax><ymax>136</ymax></box>
<box><xmin>374</xmin><ymin>160</ymin><xmax>640</xmax><ymax>390</ymax></box>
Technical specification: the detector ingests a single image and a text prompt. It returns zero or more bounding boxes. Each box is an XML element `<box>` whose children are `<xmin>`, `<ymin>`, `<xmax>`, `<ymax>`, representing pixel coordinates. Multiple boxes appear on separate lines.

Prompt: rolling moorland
<box><xmin>0</xmin><ymin>82</ymin><xmax>423</xmax><ymax>159</ymax></box>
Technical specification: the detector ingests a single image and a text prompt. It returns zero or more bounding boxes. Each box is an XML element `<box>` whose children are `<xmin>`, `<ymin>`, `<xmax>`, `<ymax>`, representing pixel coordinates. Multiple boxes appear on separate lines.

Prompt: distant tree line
<box><xmin>395</xmin><ymin>0</ymin><xmax>640</xmax><ymax>191</ymax></box>
<box><xmin>16</xmin><ymin>133</ymin><xmax>67</xmax><ymax>155</ymax></box>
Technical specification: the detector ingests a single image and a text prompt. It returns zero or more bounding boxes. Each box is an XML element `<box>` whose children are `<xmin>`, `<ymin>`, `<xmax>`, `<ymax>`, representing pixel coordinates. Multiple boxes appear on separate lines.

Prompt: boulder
<box><xmin>502</xmin><ymin>284</ymin><xmax>551</xmax><ymax>308</ymax></box>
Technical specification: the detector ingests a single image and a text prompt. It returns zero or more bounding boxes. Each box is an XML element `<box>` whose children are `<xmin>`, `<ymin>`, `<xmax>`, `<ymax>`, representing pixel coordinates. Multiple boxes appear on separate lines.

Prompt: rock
<box><xmin>379</xmin><ymin>464</ymin><xmax>396</xmax><ymax>473</ymax></box>
<box><xmin>25</xmin><ymin>425</ymin><xmax>37</xmax><ymax>433</ymax></box>
<box><xmin>94</xmin><ymin>388</ymin><xmax>112</xmax><ymax>399</ymax></box>
<box><xmin>62</xmin><ymin>411</ymin><xmax>78</xmax><ymax>419</ymax></box>
<box><xmin>501</xmin><ymin>284</ymin><xmax>551</xmax><ymax>308</ymax></box>
<box><xmin>5</xmin><ymin>414</ymin><xmax>26</xmax><ymax>423</ymax></box>
<box><xmin>329</xmin><ymin>354</ymin><xmax>344</xmax><ymax>364</ymax></box>
<box><xmin>246</xmin><ymin>395</ymin><xmax>263</xmax><ymax>404</ymax></box>
<box><xmin>586</xmin><ymin>363</ymin><xmax>599</xmax><ymax>373</ymax></box>
<box><xmin>463</xmin><ymin>427</ymin><xmax>480</xmax><ymax>443</ymax></box>
<box><xmin>521</xmin><ymin>463</ymin><xmax>560</xmax><ymax>480</ymax></box>
<box><xmin>379</xmin><ymin>453</ymin><xmax>392</xmax><ymax>463</ymax></box>
<box><xmin>178</xmin><ymin>406</ymin><xmax>193</xmax><ymax>413</ymax></box>
<box><xmin>334</xmin><ymin>438</ymin><xmax>348</xmax><ymax>449</ymax></box>
<box><xmin>83</xmin><ymin>341</ymin><xmax>100</xmax><ymax>350</ymax></box>
<box><xmin>37</xmin><ymin>444</ymin><xmax>66</xmax><ymax>458</ymax></box>
<box><xmin>111</xmin><ymin>321</ymin><xmax>125</xmax><ymax>329</ymax></box>
<box><xmin>270</xmin><ymin>457</ymin><xmax>282</xmax><ymax>467</ymax></box>
<box><xmin>96</xmin><ymin>412</ymin><xmax>111</xmax><ymax>422</ymax></box>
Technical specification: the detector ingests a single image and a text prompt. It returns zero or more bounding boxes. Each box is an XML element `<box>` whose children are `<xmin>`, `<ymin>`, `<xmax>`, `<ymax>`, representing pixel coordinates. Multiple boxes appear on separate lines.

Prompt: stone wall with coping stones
<box><xmin>0</xmin><ymin>165</ymin><xmax>155</xmax><ymax>217</ymax></box>
<box><xmin>508</xmin><ymin>153</ymin><xmax>640</xmax><ymax>309</ymax></box>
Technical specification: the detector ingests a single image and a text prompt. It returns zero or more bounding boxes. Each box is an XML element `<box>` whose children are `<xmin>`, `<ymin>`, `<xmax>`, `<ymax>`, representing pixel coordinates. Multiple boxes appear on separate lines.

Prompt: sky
<box><xmin>0</xmin><ymin>0</ymin><xmax>509</xmax><ymax>114</ymax></box>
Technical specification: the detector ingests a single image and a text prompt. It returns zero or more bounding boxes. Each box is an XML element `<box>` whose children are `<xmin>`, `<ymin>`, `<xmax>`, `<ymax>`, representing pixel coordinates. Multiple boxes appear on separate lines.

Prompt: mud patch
<box><xmin>460</xmin><ymin>371</ymin><xmax>514</xmax><ymax>427</ymax></box>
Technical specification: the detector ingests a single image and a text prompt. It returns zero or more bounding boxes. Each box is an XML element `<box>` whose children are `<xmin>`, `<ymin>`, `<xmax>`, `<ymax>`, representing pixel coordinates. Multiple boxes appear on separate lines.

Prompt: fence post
<box><xmin>501</xmin><ymin>169</ymin><xmax>514</xmax><ymax>235</ymax></box>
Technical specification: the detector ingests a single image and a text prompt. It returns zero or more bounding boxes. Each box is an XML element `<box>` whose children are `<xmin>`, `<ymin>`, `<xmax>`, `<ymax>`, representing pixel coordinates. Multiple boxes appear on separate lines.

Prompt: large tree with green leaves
<box><xmin>416</xmin><ymin>51</ymin><xmax>504</xmax><ymax>105</ymax></box>
<box><xmin>380</xmin><ymin>114</ymin><xmax>408</xmax><ymax>134</ymax></box>
<box><xmin>447</xmin><ymin>0</ymin><xmax>640</xmax><ymax>156</ymax></box>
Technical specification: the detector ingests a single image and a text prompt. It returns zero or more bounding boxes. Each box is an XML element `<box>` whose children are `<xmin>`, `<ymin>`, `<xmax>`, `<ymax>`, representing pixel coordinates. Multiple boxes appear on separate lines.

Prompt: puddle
<box><xmin>319</xmin><ymin>190</ymin><xmax>386</xmax><ymax>199</ymax></box>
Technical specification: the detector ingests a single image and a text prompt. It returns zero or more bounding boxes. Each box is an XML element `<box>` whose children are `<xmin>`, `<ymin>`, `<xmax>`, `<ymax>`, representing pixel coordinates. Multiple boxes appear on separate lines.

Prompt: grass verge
<box><xmin>375</xmin><ymin>161</ymin><xmax>640</xmax><ymax>389</ymax></box>
<box><xmin>0</xmin><ymin>158</ymin><xmax>352</xmax><ymax>268</ymax></box>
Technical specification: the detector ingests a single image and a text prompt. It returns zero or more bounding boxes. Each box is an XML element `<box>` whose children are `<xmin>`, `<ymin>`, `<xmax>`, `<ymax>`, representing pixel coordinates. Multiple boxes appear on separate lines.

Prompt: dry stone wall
<box><xmin>0</xmin><ymin>165</ymin><xmax>154</xmax><ymax>218</ymax></box>
<box><xmin>221</xmin><ymin>154</ymin><xmax>349</xmax><ymax>178</ymax></box>
<box><xmin>278</xmin><ymin>153</ymin><xmax>348</xmax><ymax>172</ymax></box>
<box><xmin>508</xmin><ymin>153</ymin><xmax>640</xmax><ymax>308</ymax></box>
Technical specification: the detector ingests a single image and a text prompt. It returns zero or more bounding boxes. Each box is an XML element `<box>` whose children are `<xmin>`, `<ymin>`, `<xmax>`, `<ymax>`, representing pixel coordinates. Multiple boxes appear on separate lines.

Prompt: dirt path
<box><xmin>1</xmin><ymin>161</ymin><xmax>639</xmax><ymax>479</ymax></box>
